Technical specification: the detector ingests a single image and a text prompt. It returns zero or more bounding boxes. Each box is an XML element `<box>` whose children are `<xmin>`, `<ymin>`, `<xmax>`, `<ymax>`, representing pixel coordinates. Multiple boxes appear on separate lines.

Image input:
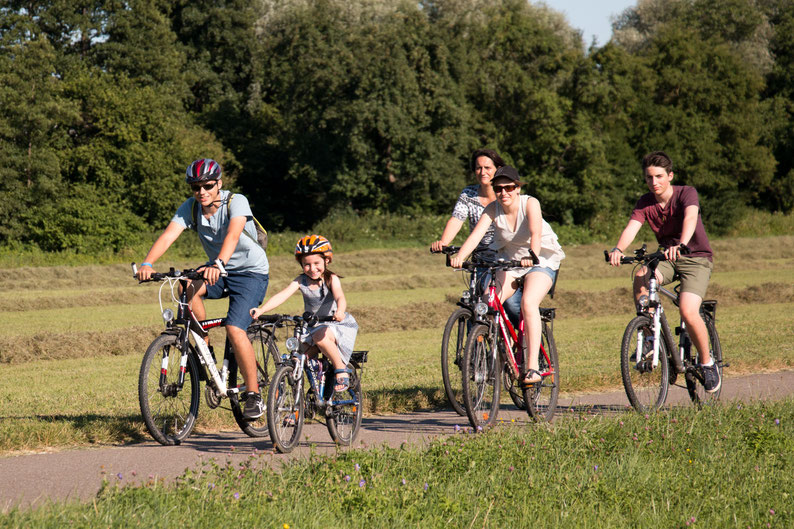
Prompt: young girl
<box><xmin>250</xmin><ymin>235</ymin><xmax>358</xmax><ymax>391</ymax></box>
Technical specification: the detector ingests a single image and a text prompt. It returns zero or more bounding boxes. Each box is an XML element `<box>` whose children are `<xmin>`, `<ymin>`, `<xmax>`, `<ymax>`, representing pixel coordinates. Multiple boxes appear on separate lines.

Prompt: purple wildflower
<box><xmin>359</xmin><ymin>479</ymin><xmax>366</xmax><ymax>488</ymax></box>
<box><xmin>233</xmin><ymin>492</ymin><xmax>240</xmax><ymax>500</ymax></box>
<box><xmin>401</xmin><ymin>478</ymin><xmax>406</xmax><ymax>485</ymax></box>
<box><xmin>344</xmin><ymin>475</ymin><xmax>351</xmax><ymax>482</ymax></box>
<box><xmin>424</xmin><ymin>483</ymin><xmax>429</xmax><ymax>491</ymax></box>
<box><xmin>116</xmin><ymin>473</ymin><xmax>123</xmax><ymax>480</ymax></box>
<box><xmin>355</xmin><ymin>463</ymin><xmax>360</xmax><ymax>472</ymax></box>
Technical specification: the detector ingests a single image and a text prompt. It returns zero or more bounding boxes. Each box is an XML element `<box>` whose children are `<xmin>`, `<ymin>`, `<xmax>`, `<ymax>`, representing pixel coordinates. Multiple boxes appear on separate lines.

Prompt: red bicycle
<box><xmin>459</xmin><ymin>252</ymin><xmax>559</xmax><ymax>428</ymax></box>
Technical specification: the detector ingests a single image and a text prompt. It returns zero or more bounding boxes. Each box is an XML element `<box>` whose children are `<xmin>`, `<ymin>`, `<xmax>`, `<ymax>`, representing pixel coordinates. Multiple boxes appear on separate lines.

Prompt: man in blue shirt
<box><xmin>137</xmin><ymin>159</ymin><xmax>269</xmax><ymax>419</ymax></box>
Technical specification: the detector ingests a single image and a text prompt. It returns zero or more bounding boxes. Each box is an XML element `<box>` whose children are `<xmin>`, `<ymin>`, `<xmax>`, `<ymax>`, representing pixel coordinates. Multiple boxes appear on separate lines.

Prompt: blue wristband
<box><xmin>141</xmin><ymin>262</ymin><xmax>153</xmax><ymax>268</ymax></box>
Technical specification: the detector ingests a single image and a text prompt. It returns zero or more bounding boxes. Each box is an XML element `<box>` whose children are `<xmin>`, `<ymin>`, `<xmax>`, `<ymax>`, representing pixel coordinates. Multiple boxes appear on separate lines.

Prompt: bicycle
<box><xmin>260</xmin><ymin>312</ymin><xmax>367</xmax><ymax>453</ymax></box>
<box><xmin>457</xmin><ymin>252</ymin><xmax>559</xmax><ymax>428</ymax></box>
<box><xmin>604</xmin><ymin>245</ymin><xmax>725</xmax><ymax>412</ymax></box>
<box><xmin>132</xmin><ymin>263</ymin><xmax>282</xmax><ymax>446</ymax></box>
<box><xmin>432</xmin><ymin>246</ymin><xmax>513</xmax><ymax>416</ymax></box>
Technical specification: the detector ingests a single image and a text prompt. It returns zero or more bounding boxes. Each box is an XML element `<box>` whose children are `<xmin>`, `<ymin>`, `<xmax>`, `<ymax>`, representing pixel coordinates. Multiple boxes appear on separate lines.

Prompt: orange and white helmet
<box><xmin>295</xmin><ymin>234</ymin><xmax>333</xmax><ymax>263</ymax></box>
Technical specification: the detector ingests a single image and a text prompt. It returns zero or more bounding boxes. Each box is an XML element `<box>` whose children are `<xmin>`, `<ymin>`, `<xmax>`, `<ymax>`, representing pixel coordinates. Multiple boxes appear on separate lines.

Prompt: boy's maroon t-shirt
<box><xmin>629</xmin><ymin>185</ymin><xmax>713</xmax><ymax>261</ymax></box>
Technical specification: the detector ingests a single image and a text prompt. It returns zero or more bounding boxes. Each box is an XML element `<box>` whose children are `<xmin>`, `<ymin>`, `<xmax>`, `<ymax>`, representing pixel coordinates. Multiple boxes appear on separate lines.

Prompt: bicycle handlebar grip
<box><xmin>257</xmin><ymin>314</ymin><xmax>281</xmax><ymax>323</ymax></box>
<box><xmin>131</xmin><ymin>262</ymin><xmax>138</xmax><ymax>276</ymax></box>
<box><xmin>214</xmin><ymin>259</ymin><xmax>229</xmax><ymax>277</ymax></box>
<box><xmin>528</xmin><ymin>249</ymin><xmax>540</xmax><ymax>266</ymax></box>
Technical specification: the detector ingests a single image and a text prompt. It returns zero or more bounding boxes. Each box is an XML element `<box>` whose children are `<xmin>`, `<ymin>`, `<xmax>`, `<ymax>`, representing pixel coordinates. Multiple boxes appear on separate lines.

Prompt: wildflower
<box><xmin>770</xmin><ymin>509</ymin><xmax>775</xmax><ymax>515</ymax></box>
<box><xmin>355</xmin><ymin>463</ymin><xmax>360</xmax><ymax>472</ymax></box>
<box><xmin>508</xmin><ymin>466</ymin><xmax>514</xmax><ymax>472</ymax></box>
<box><xmin>686</xmin><ymin>515</ymin><xmax>696</xmax><ymax>525</ymax></box>
<box><xmin>209</xmin><ymin>483</ymin><xmax>216</xmax><ymax>490</ymax></box>
<box><xmin>454</xmin><ymin>425</ymin><xmax>460</xmax><ymax>432</ymax></box>
<box><xmin>359</xmin><ymin>479</ymin><xmax>366</xmax><ymax>488</ymax></box>
<box><xmin>284</xmin><ymin>525</ymin><xmax>290</xmax><ymax>529</ymax></box>
<box><xmin>131</xmin><ymin>471</ymin><xmax>136</xmax><ymax>477</ymax></box>
<box><xmin>401</xmin><ymin>478</ymin><xmax>407</xmax><ymax>485</ymax></box>
<box><xmin>476</xmin><ymin>425</ymin><xmax>483</xmax><ymax>432</ymax></box>
<box><xmin>594</xmin><ymin>465</ymin><xmax>598</xmax><ymax>471</ymax></box>
<box><xmin>116</xmin><ymin>473</ymin><xmax>123</xmax><ymax>480</ymax></box>
<box><xmin>230</xmin><ymin>445</ymin><xmax>236</xmax><ymax>452</ymax></box>
<box><xmin>775</xmin><ymin>419</ymin><xmax>780</xmax><ymax>426</ymax></box>
<box><xmin>344</xmin><ymin>475</ymin><xmax>351</xmax><ymax>482</ymax></box>
<box><xmin>424</xmin><ymin>483</ymin><xmax>429</xmax><ymax>491</ymax></box>
<box><xmin>233</xmin><ymin>492</ymin><xmax>240</xmax><ymax>500</ymax></box>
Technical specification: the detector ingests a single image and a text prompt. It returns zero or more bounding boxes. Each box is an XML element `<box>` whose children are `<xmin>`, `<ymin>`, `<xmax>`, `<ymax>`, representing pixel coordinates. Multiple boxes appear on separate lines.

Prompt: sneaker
<box><xmin>242</xmin><ymin>391</ymin><xmax>265</xmax><ymax>420</ymax></box>
<box><xmin>701</xmin><ymin>363</ymin><xmax>721</xmax><ymax>393</ymax></box>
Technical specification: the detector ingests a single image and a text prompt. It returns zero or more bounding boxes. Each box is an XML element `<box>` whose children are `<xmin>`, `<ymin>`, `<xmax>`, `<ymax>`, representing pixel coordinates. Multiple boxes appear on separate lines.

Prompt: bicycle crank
<box><xmin>204</xmin><ymin>385</ymin><xmax>222</xmax><ymax>408</ymax></box>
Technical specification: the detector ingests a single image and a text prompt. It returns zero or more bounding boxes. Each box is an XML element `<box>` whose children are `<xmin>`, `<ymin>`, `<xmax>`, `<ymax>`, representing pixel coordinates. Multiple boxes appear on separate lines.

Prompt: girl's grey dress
<box><xmin>297</xmin><ymin>274</ymin><xmax>358</xmax><ymax>365</ymax></box>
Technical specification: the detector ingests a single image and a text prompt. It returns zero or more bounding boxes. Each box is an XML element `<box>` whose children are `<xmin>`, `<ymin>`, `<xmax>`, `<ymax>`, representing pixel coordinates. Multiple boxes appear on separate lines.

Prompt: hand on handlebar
<box><xmin>664</xmin><ymin>243</ymin><xmax>690</xmax><ymax>262</ymax></box>
<box><xmin>333</xmin><ymin>311</ymin><xmax>345</xmax><ymax>322</ymax></box>
<box><xmin>198</xmin><ymin>263</ymin><xmax>221</xmax><ymax>286</ymax></box>
<box><xmin>519</xmin><ymin>257</ymin><xmax>536</xmax><ymax>268</ymax></box>
<box><xmin>430</xmin><ymin>240</ymin><xmax>445</xmax><ymax>253</ymax></box>
<box><xmin>250</xmin><ymin>306</ymin><xmax>265</xmax><ymax>319</ymax></box>
<box><xmin>449</xmin><ymin>255</ymin><xmax>464</xmax><ymax>268</ymax></box>
<box><xmin>137</xmin><ymin>263</ymin><xmax>154</xmax><ymax>281</ymax></box>
<box><xmin>608</xmin><ymin>248</ymin><xmax>624</xmax><ymax>267</ymax></box>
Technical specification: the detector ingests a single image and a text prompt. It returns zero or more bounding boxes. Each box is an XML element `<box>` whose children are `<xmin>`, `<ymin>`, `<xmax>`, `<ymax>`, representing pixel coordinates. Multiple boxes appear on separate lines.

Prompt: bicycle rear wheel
<box><xmin>461</xmin><ymin>323</ymin><xmax>501</xmax><ymax>429</ymax></box>
<box><xmin>231</xmin><ymin>328</ymin><xmax>281</xmax><ymax>437</ymax></box>
<box><xmin>441</xmin><ymin>308</ymin><xmax>471</xmax><ymax>416</ymax></box>
<box><xmin>139</xmin><ymin>334</ymin><xmax>200</xmax><ymax>446</ymax></box>
<box><xmin>524</xmin><ymin>321</ymin><xmax>559</xmax><ymax>421</ymax></box>
<box><xmin>326</xmin><ymin>366</ymin><xmax>363</xmax><ymax>446</ymax></box>
<box><xmin>686</xmin><ymin>314</ymin><xmax>723</xmax><ymax>405</ymax></box>
<box><xmin>267</xmin><ymin>364</ymin><xmax>304</xmax><ymax>453</ymax></box>
<box><xmin>621</xmin><ymin>315</ymin><xmax>669</xmax><ymax>412</ymax></box>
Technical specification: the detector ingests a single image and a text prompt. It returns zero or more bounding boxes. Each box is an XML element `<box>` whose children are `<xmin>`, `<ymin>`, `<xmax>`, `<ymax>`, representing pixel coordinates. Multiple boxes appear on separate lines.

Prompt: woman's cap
<box><xmin>492</xmin><ymin>165</ymin><xmax>523</xmax><ymax>184</ymax></box>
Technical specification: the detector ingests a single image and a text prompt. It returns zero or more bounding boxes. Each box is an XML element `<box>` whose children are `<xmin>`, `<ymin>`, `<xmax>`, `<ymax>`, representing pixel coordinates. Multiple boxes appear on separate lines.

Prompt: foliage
<box><xmin>2</xmin><ymin>0</ymin><xmax>794</xmax><ymax>253</ymax></box>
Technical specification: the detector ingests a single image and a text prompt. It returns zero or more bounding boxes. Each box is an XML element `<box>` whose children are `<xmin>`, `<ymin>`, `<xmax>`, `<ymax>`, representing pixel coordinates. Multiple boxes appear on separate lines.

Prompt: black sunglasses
<box><xmin>493</xmin><ymin>184</ymin><xmax>518</xmax><ymax>194</ymax></box>
<box><xmin>191</xmin><ymin>182</ymin><xmax>217</xmax><ymax>192</ymax></box>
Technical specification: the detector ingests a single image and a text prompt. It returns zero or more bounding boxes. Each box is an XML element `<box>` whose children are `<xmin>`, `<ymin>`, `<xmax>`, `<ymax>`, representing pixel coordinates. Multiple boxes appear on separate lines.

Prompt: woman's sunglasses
<box><xmin>493</xmin><ymin>184</ymin><xmax>518</xmax><ymax>194</ymax></box>
<box><xmin>191</xmin><ymin>182</ymin><xmax>217</xmax><ymax>192</ymax></box>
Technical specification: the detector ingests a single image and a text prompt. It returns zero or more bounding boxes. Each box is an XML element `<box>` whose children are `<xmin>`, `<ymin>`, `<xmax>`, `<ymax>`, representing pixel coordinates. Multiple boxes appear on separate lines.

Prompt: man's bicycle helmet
<box><xmin>185</xmin><ymin>158</ymin><xmax>222</xmax><ymax>183</ymax></box>
<box><xmin>295</xmin><ymin>235</ymin><xmax>333</xmax><ymax>263</ymax></box>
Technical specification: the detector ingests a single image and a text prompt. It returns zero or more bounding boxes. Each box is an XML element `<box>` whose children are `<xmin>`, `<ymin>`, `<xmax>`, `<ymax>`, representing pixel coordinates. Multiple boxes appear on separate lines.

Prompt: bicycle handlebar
<box><xmin>132</xmin><ymin>261</ymin><xmax>229</xmax><ymax>282</ymax></box>
<box><xmin>257</xmin><ymin>312</ymin><xmax>336</xmax><ymax>325</ymax></box>
<box><xmin>433</xmin><ymin>246</ymin><xmax>539</xmax><ymax>269</ymax></box>
<box><xmin>603</xmin><ymin>243</ymin><xmax>691</xmax><ymax>264</ymax></box>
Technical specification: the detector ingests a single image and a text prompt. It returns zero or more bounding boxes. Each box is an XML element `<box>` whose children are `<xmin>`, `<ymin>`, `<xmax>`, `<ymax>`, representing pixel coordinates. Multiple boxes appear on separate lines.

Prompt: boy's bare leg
<box><xmin>679</xmin><ymin>292</ymin><xmax>711</xmax><ymax>364</ymax></box>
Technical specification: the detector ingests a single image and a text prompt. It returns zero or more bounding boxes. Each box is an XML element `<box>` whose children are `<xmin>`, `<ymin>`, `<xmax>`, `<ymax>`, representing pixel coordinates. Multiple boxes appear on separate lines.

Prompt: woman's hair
<box><xmin>470</xmin><ymin>149</ymin><xmax>505</xmax><ymax>172</ymax></box>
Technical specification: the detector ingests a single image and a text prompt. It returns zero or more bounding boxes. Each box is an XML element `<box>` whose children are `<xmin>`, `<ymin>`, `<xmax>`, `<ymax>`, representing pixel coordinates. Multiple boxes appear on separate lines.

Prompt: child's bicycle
<box><xmin>604</xmin><ymin>245</ymin><xmax>726</xmax><ymax>412</ymax></box>
<box><xmin>258</xmin><ymin>312</ymin><xmax>367</xmax><ymax>453</ymax></box>
<box><xmin>132</xmin><ymin>263</ymin><xmax>282</xmax><ymax>445</ymax></box>
<box><xmin>457</xmin><ymin>252</ymin><xmax>559</xmax><ymax>428</ymax></box>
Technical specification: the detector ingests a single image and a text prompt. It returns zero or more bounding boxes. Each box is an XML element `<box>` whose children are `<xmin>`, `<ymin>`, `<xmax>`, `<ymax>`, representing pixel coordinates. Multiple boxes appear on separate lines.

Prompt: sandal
<box><xmin>333</xmin><ymin>368</ymin><xmax>351</xmax><ymax>393</ymax></box>
<box><xmin>521</xmin><ymin>369</ymin><xmax>542</xmax><ymax>387</ymax></box>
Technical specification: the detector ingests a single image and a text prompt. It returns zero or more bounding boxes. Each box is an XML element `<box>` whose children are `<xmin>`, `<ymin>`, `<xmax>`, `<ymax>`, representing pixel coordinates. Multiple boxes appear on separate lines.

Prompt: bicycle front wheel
<box><xmin>231</xmin><ymin>328</ymin><xmax>282</xmax><ymax>437</ymax></box>
<box><xmin>461</xmin><ymin>323</ymin><xmax>501</xmax><ymax>429</ymax></box>
<box><xmin>686</xmin><ymin>315</ymin><xmax>723</xmax><ymax>405</ymax></box>
<box><xmin>138</xmin><ymin>334</ymin><xmax>200</xmax><ymax>446</ymax></box>
<box><xmin>267</xmin><ymin>364</ymin><xmax>304</xmax><ymax>453</ymax></box>
<box><xmin>441</xmin><ymin>307</ymin><xmax>471</xmax><ymax>416</ymax></box>
<box><xmin>621</xmin><ymin>315</ymin><xmax>669</xmax><ymax>412</ymax></box>
<box><xmin>326</xmin><ymin>366</ymin><xmax>363</xmax><ymax>446</ymax></box>
<box><xmin>524</xmin><ymin>321</ymin><xmax>560</xmax><ymax>421</ymax></box>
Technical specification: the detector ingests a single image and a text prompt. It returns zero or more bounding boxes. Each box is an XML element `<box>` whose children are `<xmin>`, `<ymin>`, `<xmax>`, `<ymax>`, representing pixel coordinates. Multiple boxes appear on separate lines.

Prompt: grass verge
<box><xmin>3</xmin><ymin>399</ymin><xmax>792</xmax><ymax>527</ymax></box>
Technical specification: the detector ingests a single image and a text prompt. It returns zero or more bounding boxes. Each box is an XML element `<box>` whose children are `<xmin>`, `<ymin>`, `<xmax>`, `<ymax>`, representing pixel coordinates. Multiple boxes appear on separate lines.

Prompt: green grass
<box><xmin>1</xmin><ymin>236</ymin><xmax>793</xmax><ymax>453</ymax></box>
<box><xmin>3</xmin><ymin>399</ymin><xmax>792</xmax><ymax>527</ymax></box>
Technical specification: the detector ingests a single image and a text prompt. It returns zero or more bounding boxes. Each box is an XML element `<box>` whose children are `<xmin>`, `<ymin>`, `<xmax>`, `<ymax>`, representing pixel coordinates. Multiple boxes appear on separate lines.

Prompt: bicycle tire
<box><xmin>267</xmin><ymin>363</ymin><xmax>304</xmax><ymax>453</ymax></box>
<box><xmin>461</xmin><ymin>323</ymin><xmax>501</xmax><ymax>429</ymax></box>
<box><xmin>326</xmin><ymin>366</ymin><xmax>363</xmax><ymax>446</ymax></box>
<box><xmin>524</xmin><ymin>321</ymin><xmax>559</xmax><ymax>421</ymax></box>
<box><xmin>230</xmin><ymin>328</ymin><xmax>281</xmax><ymax>437</ymax></box>
<box><xmin>685</xmin><ymin>315</ymin><xmax>723</xmax><ymax>405</ymax></box>
<box><xmin>621</xmin><ymin>315</ymin><xmax>669</xmax><ymax>412</ymax></box>
<box><xmin>138</xmin><ymin>334</ymin><xmax>200</xmax><ymax>446</ymax></box>
<box><xmin>441</xmin><ymin>307</ymin><xmax>471</xmax><ymax>416</ymax></box>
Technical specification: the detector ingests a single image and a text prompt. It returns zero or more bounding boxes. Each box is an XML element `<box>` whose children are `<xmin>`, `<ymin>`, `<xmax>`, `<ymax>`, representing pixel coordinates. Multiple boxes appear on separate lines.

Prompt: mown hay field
<box><xmin>0</xmin><ymin>236</ymin><xmax>792</xmax><ymax>453</ymax></box>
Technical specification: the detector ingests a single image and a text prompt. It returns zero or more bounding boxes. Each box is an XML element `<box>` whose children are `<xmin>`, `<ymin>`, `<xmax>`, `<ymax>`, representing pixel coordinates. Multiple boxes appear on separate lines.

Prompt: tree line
<box><xmin>1</xmin><ymin>0</ymin><xmax>792</xmax><ymax>253</ymax></box>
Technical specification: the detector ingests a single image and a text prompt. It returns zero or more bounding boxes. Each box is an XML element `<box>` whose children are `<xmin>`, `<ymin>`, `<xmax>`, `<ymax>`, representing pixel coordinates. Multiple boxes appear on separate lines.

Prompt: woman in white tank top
<box><xmin>451</xmin><ymin>166</ymin><xmax>565</xmax><ymax>384</ymax></box>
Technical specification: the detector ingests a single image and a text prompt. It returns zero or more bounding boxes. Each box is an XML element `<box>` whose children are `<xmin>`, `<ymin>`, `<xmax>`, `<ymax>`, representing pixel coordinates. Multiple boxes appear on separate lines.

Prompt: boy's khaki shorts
<box><xmin>656</xmin><ymin>256</ymin><xmax>713</xmax><ymax>299</ymax></box>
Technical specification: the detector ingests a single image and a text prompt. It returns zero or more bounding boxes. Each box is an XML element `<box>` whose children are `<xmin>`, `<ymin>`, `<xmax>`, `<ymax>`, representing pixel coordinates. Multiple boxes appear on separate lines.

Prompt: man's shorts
<box><xmin>656</xmin><ymin>256</ymin><xmax>712</xmax><ymax>299</ymax></box>
<box><xmin>204</xmin><ymin>272</ymin><xmax>269</xmax><ymax>330</ymax></box>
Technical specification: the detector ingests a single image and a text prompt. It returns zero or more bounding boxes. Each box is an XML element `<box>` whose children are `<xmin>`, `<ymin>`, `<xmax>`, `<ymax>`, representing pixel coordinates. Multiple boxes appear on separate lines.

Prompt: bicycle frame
<box><xmin>481</xmin><ymin>271</ymin><xmax>552</xmax><ymax>381</ymax></box>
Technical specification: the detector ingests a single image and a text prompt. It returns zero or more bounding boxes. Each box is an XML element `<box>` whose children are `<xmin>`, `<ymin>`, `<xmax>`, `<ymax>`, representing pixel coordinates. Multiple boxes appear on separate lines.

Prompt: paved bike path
<box><xmin>2</xmin><ymin>370</ymin><xmax>793</xmax><ymax>512</ymax></box>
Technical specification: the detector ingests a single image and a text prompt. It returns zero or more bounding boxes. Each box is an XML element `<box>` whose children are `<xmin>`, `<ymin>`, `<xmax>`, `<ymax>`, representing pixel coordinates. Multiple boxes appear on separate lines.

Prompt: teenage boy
<box><xmin>137</xmin><ymin>158</ymin><xmax>270</xmax><ymax>419</ymax></box>
<box><xmin>608</xmin><ymin>151</ymin><xmax>720</xmax><ymax>392</ymax></box>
